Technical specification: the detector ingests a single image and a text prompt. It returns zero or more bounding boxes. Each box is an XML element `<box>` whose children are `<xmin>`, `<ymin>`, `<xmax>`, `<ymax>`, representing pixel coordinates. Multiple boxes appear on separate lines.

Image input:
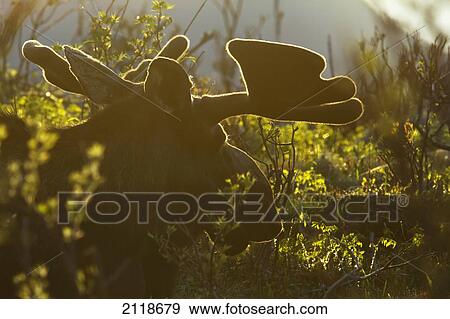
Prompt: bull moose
<box><xmin>0</xmin><ymin>35</ymin><xmax>363</xmax><ymax>298</ymax></box>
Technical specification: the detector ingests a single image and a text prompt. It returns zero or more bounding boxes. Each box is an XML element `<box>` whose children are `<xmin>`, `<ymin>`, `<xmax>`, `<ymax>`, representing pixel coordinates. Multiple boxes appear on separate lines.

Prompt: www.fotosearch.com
<box><xmin>57</xmin><ymin>191</ymin><xmax>409</xmax><ymax>225</ymax></box>
<box><xmin>189</xmin><ymin>302</ymin><xmax>327</xmax><ymax>316</ymax></box>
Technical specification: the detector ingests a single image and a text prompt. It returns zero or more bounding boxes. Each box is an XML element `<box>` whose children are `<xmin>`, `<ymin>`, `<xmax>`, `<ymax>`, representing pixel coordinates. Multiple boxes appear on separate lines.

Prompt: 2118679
<box><xmin>122</xmin><ymin>302</ymin><xmax>181</xmax><ymax>315</ymax></box>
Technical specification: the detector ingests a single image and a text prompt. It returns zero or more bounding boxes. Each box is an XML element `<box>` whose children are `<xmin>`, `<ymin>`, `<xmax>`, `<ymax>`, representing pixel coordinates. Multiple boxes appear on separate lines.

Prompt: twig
<box><xmin>184</xmin><ymin>0</ymin><xmax>209</xmax><ymax>35</ymax></box>
<box><xmin>323</xmin><ymin>252</ymin><xmax>434</xmax><ymax>298</ymax></box>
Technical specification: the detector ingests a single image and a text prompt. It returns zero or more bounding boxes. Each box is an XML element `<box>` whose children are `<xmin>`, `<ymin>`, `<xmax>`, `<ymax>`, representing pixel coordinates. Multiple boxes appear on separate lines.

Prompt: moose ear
<box><xmin>63</xmin><ymin>46</ymin><xmax>137</xmax><ymax>104</ymax></box>
<box><xmin>123</xmin><ymin>59</ymin><xmax>152</xmax><ymax>82</ymax></box>
<box><xmin>144</xmin><ymin>57</ymin><xmax>193</xmax><ymax>114</ymax></box>
<box><xmin>22</xmin><ymin>40</ymin><xmax>83</xmax><ymax>94</ymax></box>
<box><xmin>124</xmin><ymin>35</ymin><xmax>190</xmax><ymax>82</ymax></box>
<box><xmin>157</xmin><ymin>35</ymin><xmax>190</xmax><ymax>61</ymax></box>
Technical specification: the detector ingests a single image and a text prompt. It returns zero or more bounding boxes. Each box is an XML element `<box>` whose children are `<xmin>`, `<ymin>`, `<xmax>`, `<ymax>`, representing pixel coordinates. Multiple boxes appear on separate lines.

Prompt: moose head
<box><xmin>4</xmin><ymin>35</ymin><xmax>363</xmax><ymax>297</ymax></box>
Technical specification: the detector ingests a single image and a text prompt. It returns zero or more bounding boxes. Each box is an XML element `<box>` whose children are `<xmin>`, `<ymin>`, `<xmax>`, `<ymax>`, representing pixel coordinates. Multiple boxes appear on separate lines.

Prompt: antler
<box><xmin>23</xmin><ymin>36</ymin><xmax>363</xmax><ymax>125</ymax></box>
<box><xmin>22</xmin><ymin>35</ymin><xmax>190</xmax><ymax>93</ymax></box>
<box><xmin>22</xmin><ymin>40</ymin><xmax>84</xmax><ymax>94</ymax></box>
<box><xmin>194</xmin><ymin>39</ymin><xmax>363</xmax><ymax>125</ymax></box>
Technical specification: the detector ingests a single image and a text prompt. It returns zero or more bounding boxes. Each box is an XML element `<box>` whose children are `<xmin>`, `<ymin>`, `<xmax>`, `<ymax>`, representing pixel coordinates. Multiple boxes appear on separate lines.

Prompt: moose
<box><xmin>0</xmin><ymin>35</ymin><xmax>363</xmax><ymax>298</ymax></box>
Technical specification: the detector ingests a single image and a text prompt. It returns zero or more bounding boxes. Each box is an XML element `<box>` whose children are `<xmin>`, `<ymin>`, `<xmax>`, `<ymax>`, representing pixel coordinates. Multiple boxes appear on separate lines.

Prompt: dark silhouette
<box><xmin>0</xmin><ymin>35</ymin><xmax>363</xmax><ymax>298</ymax></box>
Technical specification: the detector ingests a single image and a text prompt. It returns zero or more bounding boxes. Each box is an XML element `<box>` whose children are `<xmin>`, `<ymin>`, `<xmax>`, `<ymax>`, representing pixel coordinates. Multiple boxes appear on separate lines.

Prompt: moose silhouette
<box><xmin>0</xmin><ymin>35</ymin><xmax>363</xmax><ymax>298</ymax></box>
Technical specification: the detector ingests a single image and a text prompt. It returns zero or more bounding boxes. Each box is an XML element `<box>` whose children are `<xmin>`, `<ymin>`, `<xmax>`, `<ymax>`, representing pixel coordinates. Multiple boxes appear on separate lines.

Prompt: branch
<box><xmin>417</xmin><ymin>125</ymin><xmax>450</xmax><ymax>151</ymax></box>
<box><xmin>323</xmin><ymin>252</ymin><xmax>434</xmax><ymax>298</ymax></box>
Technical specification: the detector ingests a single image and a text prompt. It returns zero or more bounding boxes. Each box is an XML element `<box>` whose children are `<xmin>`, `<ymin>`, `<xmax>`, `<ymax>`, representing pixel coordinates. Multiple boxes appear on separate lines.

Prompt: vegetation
<box><xmin>0</xmin><ymin>0</ymin><xmax>449</xmax><ymax>298</ymax></box>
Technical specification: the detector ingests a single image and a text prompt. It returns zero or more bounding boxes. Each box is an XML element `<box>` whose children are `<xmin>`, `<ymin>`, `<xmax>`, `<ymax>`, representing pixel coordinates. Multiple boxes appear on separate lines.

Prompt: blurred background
<box><xmin>1</xmin><ymin>0</ymin><xmax>449</xmax><ymax>78</ymax></box>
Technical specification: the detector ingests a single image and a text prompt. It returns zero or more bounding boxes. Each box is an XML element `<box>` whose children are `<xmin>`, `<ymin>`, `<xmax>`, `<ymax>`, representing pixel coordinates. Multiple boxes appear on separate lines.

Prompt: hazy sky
<box><xmin>7</xmin><ymin>0</ymin><xmax>379</xmax><ymax>77</ymax></box>
<box><xmin>4</xmin><ymin>0</ymin><xmax>448</xmax><ymax>81</ymax></box>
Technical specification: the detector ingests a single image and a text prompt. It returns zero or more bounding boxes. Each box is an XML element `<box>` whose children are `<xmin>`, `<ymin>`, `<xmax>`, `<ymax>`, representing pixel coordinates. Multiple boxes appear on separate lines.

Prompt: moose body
<box><xmin>0</xmin><ymin>35</ymin><xmax>363</xmax><ymax>298</ymax></box>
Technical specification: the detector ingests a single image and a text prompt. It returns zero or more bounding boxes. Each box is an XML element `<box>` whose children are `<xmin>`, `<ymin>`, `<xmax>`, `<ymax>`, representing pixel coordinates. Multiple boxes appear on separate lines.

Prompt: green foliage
<box><xmin>80</xmin><ymin>0</ymin><xmax>175</xmax><ymax>73</ymax></box>
<box><xmin>358</xmin><ymin>32</ymin><xmax>450</xmax><ymax>194</ymax></box>
<box><xmin>13</xmin><ymin>267</ymin><xmax>49</xmax><ymax>299</ymax></box>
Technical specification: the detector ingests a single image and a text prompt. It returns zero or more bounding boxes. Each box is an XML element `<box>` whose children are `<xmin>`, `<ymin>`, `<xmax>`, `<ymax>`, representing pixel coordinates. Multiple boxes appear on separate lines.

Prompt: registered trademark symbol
<box><xmin>397</xmin><ymin>194</ymin><xmax>409</xmax><ymax>207</ymax></box>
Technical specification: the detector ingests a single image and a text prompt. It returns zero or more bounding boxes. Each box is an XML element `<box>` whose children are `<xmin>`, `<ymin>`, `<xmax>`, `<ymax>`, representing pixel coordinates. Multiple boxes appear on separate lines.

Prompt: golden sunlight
<box><xmin>364</xmin><ymin>0</ymin><xmax>450</xmax><ymax>41</ymax></box>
